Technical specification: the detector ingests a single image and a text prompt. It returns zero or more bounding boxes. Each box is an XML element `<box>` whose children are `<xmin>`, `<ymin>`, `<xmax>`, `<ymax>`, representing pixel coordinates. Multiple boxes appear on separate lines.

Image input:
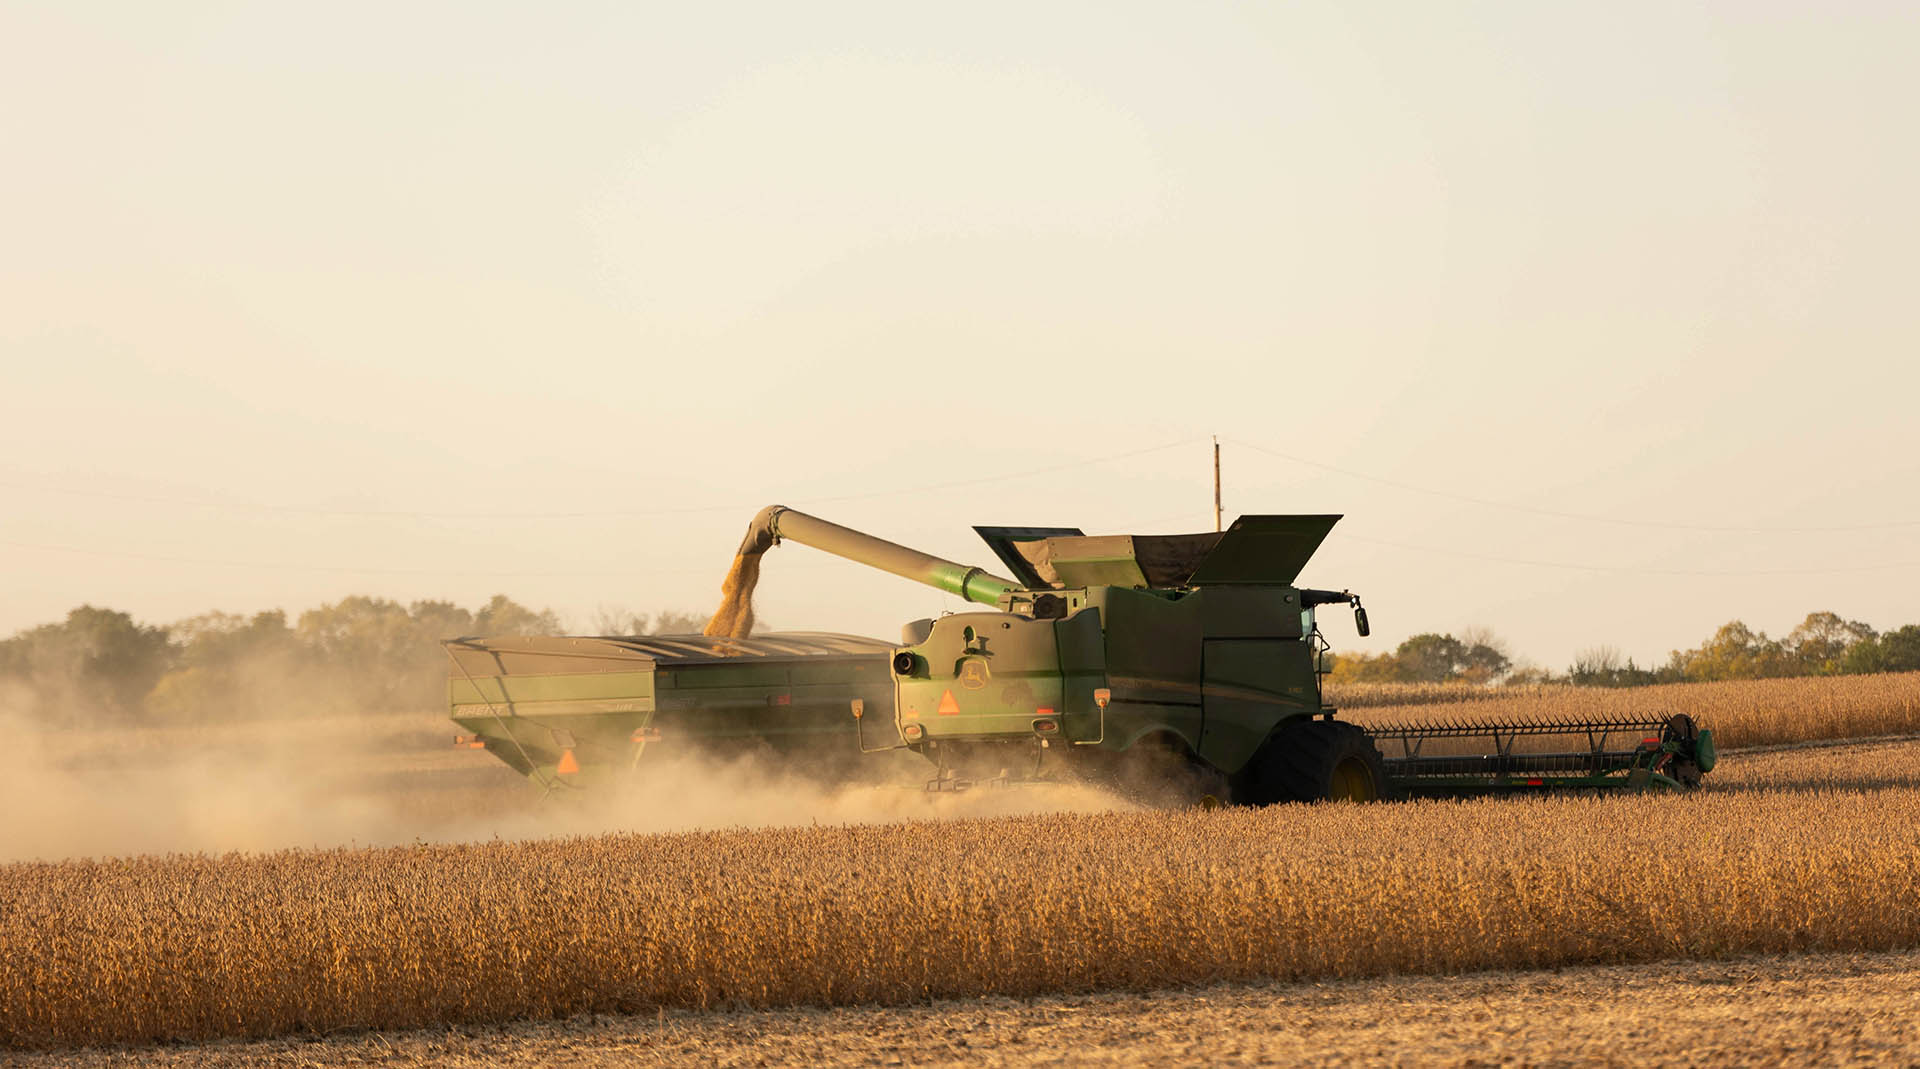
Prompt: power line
<box><xmin>1224</xmin><ymin>436</ymin><xmax>1920</xmax><ymax>533</ymax></box>
<box><xmin>1339</xmin><ymin>532</ymin><xmax>1920</xmax><ymax>577</ymax></box>
<box><xmin>0</xmin><ymin>537</ymin><xmax>679</xmax><ymax>578</ymax></box>
<box><xmin>0</xmin><ymin>438</ymin><xmax>1206</xmax><ymax>521</ymax></box>
<box><xmin>11</xmin><ymin>433</ymin><xmax>1918</xmax><ymax>580</ymax></box>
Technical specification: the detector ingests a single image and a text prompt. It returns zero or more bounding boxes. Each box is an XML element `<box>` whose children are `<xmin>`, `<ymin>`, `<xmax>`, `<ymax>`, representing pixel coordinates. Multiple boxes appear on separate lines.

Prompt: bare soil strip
<box><xmin>28</xmin><ymin>947</ymin><xmax>1920</xmax><ymax>1067</ymax></box>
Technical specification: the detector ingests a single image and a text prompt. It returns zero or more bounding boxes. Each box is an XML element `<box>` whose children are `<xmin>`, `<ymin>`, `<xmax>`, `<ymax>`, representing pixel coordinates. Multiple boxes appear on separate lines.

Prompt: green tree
<box><xmin>1326</xmin><ymin>651</ymin><xmax>1405</xmax><ymax>683</ymax></box>
<box><xmin>471</xmin><ymin>595</ymin><xmax>560</xmax><ymax>637</ymax></box>
<box><xmin>1393</xmin><ymin>633</ymin><xmax>1467</xmax><ymax>683</ymax></box>
<box><xmin>1391</xmin><ymin>633</ymin><xmax>1511</xmax><ymax>684</ymax></box>
<box><xmin>1666</xmin><ymin>621</ymin><xmax>1789</xmax><ymax>682</ymax></box>
<box><xmin>0</xmin><ymin>606</ymin><xmax>174</xmax><ymax>726</ymax></box>
<box><xmin>295</xmin><ymin>596</ymin><xmax>431</xmax><ymax>712</ymax></box>
<box><xmin>1843</xmin><ymin>624</ymin><xmax>1920</xmax><ymax>675</ymax></box>
<box><xmin>1782</xmin><ymin>612</ymin><xmax>1876</xmax><ymax>676</ymax></box>
<box><xmin>1885</xmin><ymin>626</ymin><xmax>1920</xmax><ymax>672</ymax></box>
<box><xmin>1567</xmin><ymin>645</ymin><xmax>1663</xmax><ymax>687</ymax></box>
<box><xmin>145</xmin><ymin>610</ymin><xmax>302</xmax><ymax>721</ymax></box>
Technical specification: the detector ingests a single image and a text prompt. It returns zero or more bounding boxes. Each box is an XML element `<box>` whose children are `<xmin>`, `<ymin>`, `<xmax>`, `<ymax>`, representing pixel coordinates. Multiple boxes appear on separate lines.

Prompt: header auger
<box><xmin>446</xmin><ymin>506</ymin><xmax>1715</xmax><ymax>804</ymax></box>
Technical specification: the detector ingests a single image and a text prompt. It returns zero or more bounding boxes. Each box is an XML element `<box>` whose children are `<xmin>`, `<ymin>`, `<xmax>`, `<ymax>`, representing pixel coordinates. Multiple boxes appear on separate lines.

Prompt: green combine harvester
<box><xmin>447</xmin><ymin>506</ymin><xmax>1714</xmax><ymax>803</ymax></box>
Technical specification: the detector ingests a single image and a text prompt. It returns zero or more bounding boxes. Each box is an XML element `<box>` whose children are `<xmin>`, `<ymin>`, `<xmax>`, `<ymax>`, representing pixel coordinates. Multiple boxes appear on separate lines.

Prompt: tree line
<box><xmin>1329</xmin><ymin>611</ymin><xmax>1920</xmax><ymax>688</ymax></box>
<box><xmin>0</xmin><ymin>598</ymin><xmax>707</xmax><ymax>727</ymax></box>
<box><xmin>9</xmin><ymin>597</ymin><xmax>1916</xmax><ymax>726</ymax></box>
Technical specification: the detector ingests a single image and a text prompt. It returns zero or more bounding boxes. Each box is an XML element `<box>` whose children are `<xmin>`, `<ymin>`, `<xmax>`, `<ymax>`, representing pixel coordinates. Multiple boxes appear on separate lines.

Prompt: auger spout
<box><xmin>735</xmin><ymin>505</ymin><xmax>1022</xmax><ymax>608</ymax></box>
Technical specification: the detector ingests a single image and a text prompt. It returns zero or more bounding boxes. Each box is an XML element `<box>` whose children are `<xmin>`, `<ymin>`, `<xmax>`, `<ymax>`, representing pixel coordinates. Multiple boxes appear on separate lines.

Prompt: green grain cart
<box><xmin>448</xmin><ymin>506</ymin><xmax>1713</xmax><ymax>802</ymax></box>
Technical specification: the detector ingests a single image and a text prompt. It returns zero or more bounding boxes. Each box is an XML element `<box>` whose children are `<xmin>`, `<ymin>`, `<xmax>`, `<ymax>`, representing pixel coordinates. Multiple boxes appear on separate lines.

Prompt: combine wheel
<box><xmin>1662</xmin><ymin>713</ymin><xmax>1709</xmax><ymax>789</ymax></box>
<box><xmin>1105</xmin><ymin>733</ymin><xmax>1232</xmax><ymax>809</ymax></box>
<box><xmin>1236</xmin><ymin>719</ymin><xmax>1389</xmax><ymax>805</ymax></box>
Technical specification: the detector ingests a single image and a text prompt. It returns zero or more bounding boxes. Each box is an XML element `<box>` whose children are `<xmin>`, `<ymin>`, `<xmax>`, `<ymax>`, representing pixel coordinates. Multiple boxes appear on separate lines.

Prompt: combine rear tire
<box><xmin>1236</xmin><ymin>719</ymin><xmax>1389</xmax><ymax>805</ymax></box>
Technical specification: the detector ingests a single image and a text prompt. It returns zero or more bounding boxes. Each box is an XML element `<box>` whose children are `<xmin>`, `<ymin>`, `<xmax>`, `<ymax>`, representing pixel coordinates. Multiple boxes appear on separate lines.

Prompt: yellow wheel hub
<box><xmin>1329</xmin><ymin>757</ymin><xmax>1378</xmax><ymax>802</ymax></box>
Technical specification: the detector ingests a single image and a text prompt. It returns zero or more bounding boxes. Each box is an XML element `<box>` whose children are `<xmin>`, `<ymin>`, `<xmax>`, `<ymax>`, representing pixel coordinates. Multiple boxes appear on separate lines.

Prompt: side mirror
<box><xmin>1093</xmin><ymin>688</ymin><xmax>1111</xmax><ymax>709</ymax></box>
<box><xmin>849</xmin><ymin>698</ymin><xmax>865</xmax><ymax>720</ymax></box>
<box><xmin>1354</xmin><ymin>605</ymin><xmax>1370</xmax><ymax>637</ymax></box>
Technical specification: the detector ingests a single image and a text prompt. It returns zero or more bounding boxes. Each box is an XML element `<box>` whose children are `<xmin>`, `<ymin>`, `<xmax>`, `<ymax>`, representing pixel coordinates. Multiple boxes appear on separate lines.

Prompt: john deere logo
<box><xmin>958</xmin><ymin>659</ymin><xmax>990</xmax><ymax>690</ymax></box>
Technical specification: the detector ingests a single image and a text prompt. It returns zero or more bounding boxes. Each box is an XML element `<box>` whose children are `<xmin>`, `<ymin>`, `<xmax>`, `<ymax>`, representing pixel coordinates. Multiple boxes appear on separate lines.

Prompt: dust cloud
<box><xmin>0</xmin><ymin>703</ymin><xmax>1135</xmax><ymax>864</ymax></box>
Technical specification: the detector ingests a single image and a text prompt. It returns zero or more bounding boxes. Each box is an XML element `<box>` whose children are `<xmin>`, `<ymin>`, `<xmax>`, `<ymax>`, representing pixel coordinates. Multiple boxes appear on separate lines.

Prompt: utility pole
<box><xmin>1212</xmin><ymin>436</ymin><xmax>1222</xmax><ymax>532</ymax></box>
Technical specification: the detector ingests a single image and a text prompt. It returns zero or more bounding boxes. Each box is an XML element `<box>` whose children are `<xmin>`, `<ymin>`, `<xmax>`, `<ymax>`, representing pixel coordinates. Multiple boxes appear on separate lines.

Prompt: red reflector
<box><xmin>771</xmin><ymin>694</ymin><xmax>792</xmax><ymax>706</ymax></box>
<box><xmin>1526</xmin><ymin>778</ymin><xmax>1543</xmax><ymax>785</ymax></box>
<box><xmin>1036</xmin><ymin>707</ymin><xmax>1054</xmax><ymax>716</ymax></box>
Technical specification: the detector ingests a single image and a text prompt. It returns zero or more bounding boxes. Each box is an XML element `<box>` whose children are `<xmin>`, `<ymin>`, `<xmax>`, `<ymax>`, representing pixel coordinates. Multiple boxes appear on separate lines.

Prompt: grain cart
<box><xmin>447</xmin><ymin>506</ymin><xmax>1715</xmax><ymax>802</ymax></box>
<box><xmin>446</xmin><ymin>632</ymin><xmax>901</xmax><ymax>793</ymax></box>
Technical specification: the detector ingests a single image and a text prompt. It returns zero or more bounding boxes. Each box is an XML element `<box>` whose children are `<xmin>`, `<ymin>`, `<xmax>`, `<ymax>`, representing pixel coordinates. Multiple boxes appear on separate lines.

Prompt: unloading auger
<box><xmin>445</xmin><ymin>505</ymin><xmax>1716</xmax><ymax>802</ymax></box>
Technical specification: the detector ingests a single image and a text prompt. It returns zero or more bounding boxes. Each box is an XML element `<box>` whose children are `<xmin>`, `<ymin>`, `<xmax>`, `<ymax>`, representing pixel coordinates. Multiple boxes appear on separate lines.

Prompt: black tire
<box><xmin>1103</xmin><ymin>733</ymin><xmax>1233</xmax><ymax>809</ymax></box>
<box><xmin>1234</xmin><ymin>718</ymin><xmax>1389</xmax><ymax>805</ymax></box>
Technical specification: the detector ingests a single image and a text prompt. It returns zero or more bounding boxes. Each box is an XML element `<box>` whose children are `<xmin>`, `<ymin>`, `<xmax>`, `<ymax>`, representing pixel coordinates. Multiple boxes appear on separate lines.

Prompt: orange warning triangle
<box><xmin>556</xmin><ymin>748</ymin><xmax>581</xmax><ymax>775</ymax></box>
<box><xmin>936</xmin><ymin>689</ymin><xmax>961</xmax><ymax>715</ymax></box>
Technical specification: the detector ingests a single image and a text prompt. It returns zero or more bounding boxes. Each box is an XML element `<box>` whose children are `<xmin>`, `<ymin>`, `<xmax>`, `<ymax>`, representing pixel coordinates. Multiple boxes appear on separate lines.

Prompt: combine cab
<box><xmin>448</xmin><ymin>505</ymin><xmax>1716</xmax><ymax>803</ymax></box>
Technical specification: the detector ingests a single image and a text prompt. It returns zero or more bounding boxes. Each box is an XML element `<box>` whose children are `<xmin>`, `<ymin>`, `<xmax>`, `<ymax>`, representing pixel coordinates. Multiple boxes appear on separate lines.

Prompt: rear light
<box><xmin>453</xmin><ymin>734</ymin><xmax>486</xmax><ymax>750</ymax></box>
<box><xmin>630</xmin><ymin>726</ymin><xmax>662</xmax><ymax>743</ymax></box>
<box><xmin>903</xmin><ymin>723</ymin><xmax>925</xmax><ymax>741</ymax></box>
<box><xmin>1032</xmin><ymin>718</ymin><xmax>1060</xmax><ymax>736</ymax></box>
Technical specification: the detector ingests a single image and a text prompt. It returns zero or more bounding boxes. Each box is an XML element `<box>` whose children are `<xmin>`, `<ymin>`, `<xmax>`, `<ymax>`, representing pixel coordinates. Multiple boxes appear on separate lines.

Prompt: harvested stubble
<box><xmin>7</xmin><ymin>747</ymin><xmax>1920</xmax><ymax>1049</ymax></box>
<box><xmin>1342</xmin><ymin>670</ymin><xmax>1920</xmax><ymax>749</ymax></box>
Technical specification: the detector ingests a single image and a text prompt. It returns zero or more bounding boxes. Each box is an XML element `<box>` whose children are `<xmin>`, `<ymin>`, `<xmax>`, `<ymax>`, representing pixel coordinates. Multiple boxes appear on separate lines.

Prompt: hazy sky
<box><xmin>4</xmin><ymin>1</ymin><xmax>1916</xmax><ymax>670</ymax></box>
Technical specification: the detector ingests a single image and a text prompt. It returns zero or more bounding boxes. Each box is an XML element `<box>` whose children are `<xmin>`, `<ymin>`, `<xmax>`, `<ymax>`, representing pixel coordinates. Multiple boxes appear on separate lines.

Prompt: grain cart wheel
<box><xmin>1235</xmin><ymin>719</ymin><xmax>1389</xmax><ymax>805</ymax></box>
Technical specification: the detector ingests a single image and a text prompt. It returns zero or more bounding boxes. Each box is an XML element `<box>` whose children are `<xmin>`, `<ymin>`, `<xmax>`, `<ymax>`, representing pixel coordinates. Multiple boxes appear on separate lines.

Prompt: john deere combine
<box><xmin>447</xmin><ymin>506</ymin><xmax>1714</xmax><ymax>802</ymax></box>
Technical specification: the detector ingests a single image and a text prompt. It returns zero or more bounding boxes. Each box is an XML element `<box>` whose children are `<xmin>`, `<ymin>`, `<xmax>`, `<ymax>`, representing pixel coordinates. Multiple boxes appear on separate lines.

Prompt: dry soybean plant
<box><xmin>5</xmin><ymin>746</ymin><xmax>1920</xmax><ymax>1049</ymax></box>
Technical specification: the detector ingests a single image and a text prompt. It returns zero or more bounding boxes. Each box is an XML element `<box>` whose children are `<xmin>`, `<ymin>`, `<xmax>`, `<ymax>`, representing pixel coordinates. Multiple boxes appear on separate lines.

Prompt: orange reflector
<box><xmin>556</xmin><ymin>749</ymin><xmax>581</xmax><ymax>775</ymax></box>
<box><xmin>936</xmin><ymin>689</ymin><xmax>961</xmax><ymax>715</ymax></box>
<box><xmin>1036</xmin><ymin>707</ymin><xmax>1054</xmax><ymax>716</ymax></box>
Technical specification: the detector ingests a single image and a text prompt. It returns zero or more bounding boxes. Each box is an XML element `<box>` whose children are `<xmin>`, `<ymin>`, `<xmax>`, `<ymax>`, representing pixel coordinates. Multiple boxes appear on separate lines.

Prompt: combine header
<box><xmin>448</xmin><ymin>506</ymin><xmax>1715</xmax><ymax>803</ymax></box>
